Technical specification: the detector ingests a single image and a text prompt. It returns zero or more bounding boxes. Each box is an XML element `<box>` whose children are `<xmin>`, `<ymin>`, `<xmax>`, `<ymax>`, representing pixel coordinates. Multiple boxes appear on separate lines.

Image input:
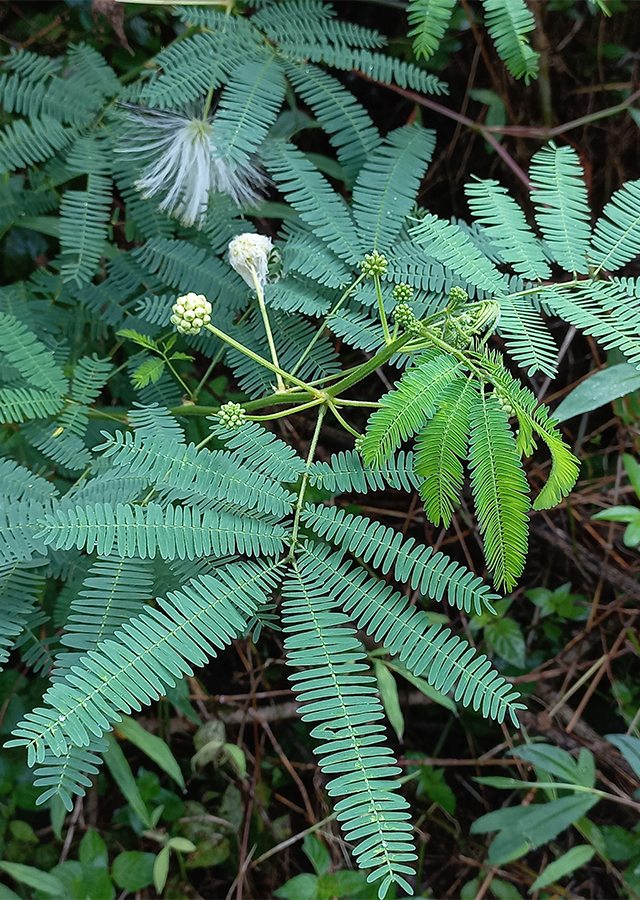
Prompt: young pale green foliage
<box><xmin>0</xmin><ymin>2</ymin><xmax>639</xmax><ymax>896</ymax></box>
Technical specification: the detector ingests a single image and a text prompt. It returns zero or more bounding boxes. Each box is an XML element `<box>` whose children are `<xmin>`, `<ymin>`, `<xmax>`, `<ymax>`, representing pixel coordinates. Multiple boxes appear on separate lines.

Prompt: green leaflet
<box><xmin>8</xmin><ymin>560</ymin><xmax>280</xmax><ymax>765</ymax></box>
<box><xmin>407</xmin><ymin>0</ymin><xmax>457</xmax><ymax>60</ymax></box>
<box><xmin>529</xmin><ymin>143</ymin><xmax>591</xmax><ymax>276</ymax></box>
<box><xmin>468</xmin><ymin>391</ymin><xmax>530</xmax><ymax>590</ymax></box>
<box><xmin>361</xmin><ymin>353</ymin><xmax>462</xmax><ymax>465</ymax></box>
<box><xmin>36</xmin><ymin>502</ymin><xmax>288</xmax><ymax>560</ymax></box>
<box><xmin>481</xmin><ymin>0</ymin><xmax>538</xmax><ymax>83</ymax></box>
<box><xmin>415</xmin><ymin>377</ymin><xmax>477</xmax><ymax>527</ymax></box>
<box><xmin>352</xmin><ymin>123</ymin><xmax>435</xmax><ymax>252</ymax></box>
<box><xmin>301</xmin><ymin>505</ymin><xmax>498</xmax><ymax>614</ymax></box>
<box><xmin>282</xmin><ymin>553</ymin><xmax>416</xmax><ymax>897</ymax></box>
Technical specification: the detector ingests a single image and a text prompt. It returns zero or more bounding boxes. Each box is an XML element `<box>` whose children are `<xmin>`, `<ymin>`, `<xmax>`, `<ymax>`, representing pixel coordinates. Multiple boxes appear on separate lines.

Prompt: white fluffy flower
<box><xmin>228</xmin><ymin>233</ymin><xmax>273</xmax><ymax>289</ymax></box>
<box><xmin>117</xmin><ymin>105</ymin><xmax>265</xmax><ymax>227</ymax></box>
<box><xmin>171</xmin><ymin>292</ymin><xmax>212</xmax><ymax>335</ymax></box>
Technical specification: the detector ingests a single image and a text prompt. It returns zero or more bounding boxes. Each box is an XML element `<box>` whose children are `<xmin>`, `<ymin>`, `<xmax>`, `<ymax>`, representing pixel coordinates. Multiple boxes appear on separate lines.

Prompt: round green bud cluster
<box><xmin>392</xmin><ymin>283</ymin><xmax>413</xmax><ymax>303</ymax></box>
<box><xmin>354</xmin><ymin>435</ymin><xmax>365</xmax><ymax>455</ymax></box>
<box><xmin>218</xmin><ymin>402</ymin><xmax>246</xmax><ymax>429</ymax></box>
<box><xmin>394</xmin><ymin>302</ymin><xmax>422</xmax><ymax>335</ymax></box>
<box><xmin>171</xmin><ymin>292</ymin><xmax>212</xmax><ymax>335</ymax></box>
<box><xmin>360</xmin><ymin>251</ymin><xmax>388</xmax><ymax>278</ymax></box>
<box><xmin>448</xmin><ymin>286</ymin><xmax>468</xmax><ymax>306</ymax></box>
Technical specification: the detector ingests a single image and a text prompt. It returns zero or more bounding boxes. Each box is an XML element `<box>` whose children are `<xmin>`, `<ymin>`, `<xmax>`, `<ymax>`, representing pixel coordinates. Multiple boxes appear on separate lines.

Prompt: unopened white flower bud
<box><xmin>228</xmin><ymin>233</ymin><xmax>273</xmax><ymax>289</ymax></box>
<box><xmin>171</xmin><ymin>292</ymin><xmax>212</xmax><ymax>335</ymax></box>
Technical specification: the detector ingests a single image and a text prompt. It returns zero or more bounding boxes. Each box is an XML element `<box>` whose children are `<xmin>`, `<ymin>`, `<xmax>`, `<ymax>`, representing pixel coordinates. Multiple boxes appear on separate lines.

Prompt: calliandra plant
<box><xmin>1</xmin><ymin>2</ymin><xmax>640</xmax><ymax>897</ymax></box>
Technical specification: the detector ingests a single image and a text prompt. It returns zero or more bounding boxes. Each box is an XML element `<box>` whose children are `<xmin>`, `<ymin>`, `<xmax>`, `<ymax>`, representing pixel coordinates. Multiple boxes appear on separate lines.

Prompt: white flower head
<box><xmin>228</xmin><ymin>232</ymin><xmax>273</xmax><ymax>289</ymax></box>
<box><xmin>116</xmin><ymin>104</ymin><xmax>265</xmax><ymax>228</ymax></box>
<box><xmin>171</xmin><ymin>292</ymin><xmax>212</xmax><ymax>335</ymax></box>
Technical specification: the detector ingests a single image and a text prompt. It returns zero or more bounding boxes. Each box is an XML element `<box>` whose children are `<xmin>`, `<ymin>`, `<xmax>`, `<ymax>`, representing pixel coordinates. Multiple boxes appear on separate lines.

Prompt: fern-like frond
<box><xmin>529</xmin><ymin>143</ymin><xmax>591</xmax><ymax>276</ymax></box>
<box><xmin>352</xmin><ymin>123</ymin><xmax>435</xmax><ymax>252</ymax></box>
<box><xmin>14</xmin><ymin>607</ymin><xmax>57</xmax><ymax>675</ymax></box>
<box><xmin>299</xmin><ymin>542</ymin><xmax>524</xmax><ymax>722</ymax></box>
<box><xmin>498</xmin><ymin>293</ymin><xmax>558</xmax><ymax>377</ymax></box>
<box><xmin>97</xmin><ymin>428</ymin><xmax>296</xmax><ymax>516</ymax></box>
<box><xmin>284</xmin><ymin>62</ymin><xmax>380</xmax><ymax>182</ymax></box>
<box><xmin>0</xmin><ymin>501</ymin><xmax>48</xmax><ymax>563</ymax></box>
<box><xmin>213</xmin><ymin>54</ymin><xmax>286</xmax><ymax>169</ymax></box>
<box><xmin>23</xmin><ymin>420</ymin><xmax>92</xmax><ymax>473</ymax></box>
<box><xmin>34</xmin><ymin>740</ymin><xmax>108</xmax><ymax>811</ymax></box>
<box><xmin>480</xmin><ymin>354</ymin><xmax>579</xmax><ymax>509</ymax></box>
<box><xmin>0</xmin><ymin>559</ymin><xmax>46</xmax><ymax>671</ymax></box>
<box><xmin>264</xmin><ymin>278</ymin><xmax>332</xmax><ymax>316</ymax></box>
<box><xmin>0</xmin><ymin>115</ymin><xmax>70</xmax><ymax>173</ymax></box>
<box><xmin>135</xmin><ymin>237</ymin><xmax>247</xmax><ymax>308</ymax></box>
<box><xmin>0</xmin><ymin>386</ymin><xmax>65</xmax><ymax>423</ymax></box>
<box><xmin>253</xmin><ymin>0</ymin><xmax>386</xmax><ymax>57</ymax></box>
<box><xmin>361</xmin><ymin>353</ymin><xmax>462</xmax><ymax>466</ymax></box>
<box><xmin>262</xmin><ymin>140</ymin><xmax>362</xmax><ymax>263</ymax></box>
<box><xmin>0</xmin><ymin>178</ymin><xmax>58</xmax><ymax>232</ymax></box>
<box><xmin>0</xmin><ymin>458</ymin><xmax>58</xmax><ymax>504</ymax></box>
<box><xmin>409</xmin><ymin>214</ymin><xmax>506</xmax><ymax>293</ymax></box>
<box><xmin>309</xmin><ymin>47</ymin><xmax>448</xmax><ymax>96</ymax></box>
<box><xmin>0</xmin><ymin>312</ymin><xmax>68</xmax><ymax>395</ymax></box>
<box><xmin>465</xmin><ymin>177</ymin><xmax>551</xmax><ymax>281</ymax></box>
<box><xmin>589</xmin><ymin>178</ymin><xmax>640</xmax><ymax>274</ymax></box>
<box><xmin>282</xmin><ymin>554</ymin><xmax>415</xmax><ymax>898</ymax></box>
<box><xmin>141</xmin><ymin>33</ymin><xmax>226</xmax><ymax>108</ymax></box>
<box><xmin>302</xmin><ymin>507</ymin><xmax>497</xmax><ymax>614</ymax></box>
<box><xmin>280</xmin><ymin>221</ymin><xmax>352</xmax><ymax>289</ymax></box>
<box><xmin>481</xmin><ymin>0</ymin><xmax>538</xmax><ymax>82</ymax></box>
<box><xmin>57</xmin><ymin>555</ymin><xmax>155</xmax><ymax>665</ymax></box>
<box><xmin>468</xmin><ymin>391</ymin><xmax>530</xmax><ymax>589</ymax></box>
<box><xmin>407</xmin><ymin>0</ymin><xmax>457</xmax><ymax>60</ymax></box>
<box><xmin>326</xmin><ymin>308</ymin><xmax>387</xmax><ymax>358</ymax></box>
<box><xmin>37</xmin><ymin>501</ymin><xmax>288</xmax><ymax>561</ymax></box>
<box><xmin>71</xmin><ymin>355</ymin><xmax>112</xmax><ymax>405</ymax></box>
<box><xmin>8</xmin><ymin>560</ymin><xmax>279</xmax><ymax>765</ymax></box>
<box><xmin>415</xmin><ymin>378</ymin><xmax>477</xmax><ymax>527</ymax></box>
<box><xmin>308</xmin><ymin>450</ymin><xmax>420</xmax><ymax>494</ymax></box>
<box><xmin>60</xmin><ymin>174</ymin><xmax>112</xmax><ymax>285</ymax></box>
<box><xmin>543</xmin><ymin>281</ymin><xmax>640</xmax><ymax>369</ymax></box>
<box><xmin>129</xmin><ymin>402</ymin><xmax>186</xmax><ymax>443</ymax></box>
<box><xmin>210</xmin><ymin>420</ymin><xmax>306</xmax><ymax>484</ymax></box>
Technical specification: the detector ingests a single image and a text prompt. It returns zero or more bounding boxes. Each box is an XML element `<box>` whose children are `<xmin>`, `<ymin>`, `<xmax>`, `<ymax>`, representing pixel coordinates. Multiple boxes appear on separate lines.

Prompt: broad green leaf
<box><xmin>624</xmin><ymin>453</ymin><xmax>640</xmax><ymax>499</ymax></box>
<box><xmin>485</xmin><ymin>617</ymin><xmax>526</xmax><ymax>668</ymax></box>
<box><xmin>303</xmin><ymin>834</ymin><xmax>331</xmax><ymax>877</ymax></box>
<box><xmin>112</xmin><ymin>852</ymin><xmax>156</xmax><ymax>891</ymax></box>
<box><xmin>153</xmin><ymin>846</ymin><xmax>170</xmax><ymax>895</ymax></box>
<box><xmin>510</xmin><ymin>743</ymin><xmax>594</xmax><ymax>787</ymax></box>
<box><xmin>116</xmin><ymin>715</ymin><xmax>185</xmax><ymax>790</ymax></box>
<box><xmin>606</xmin><ymin>733</ymin><xmax>640</xmax><ymax>780</ymax></box>
<box><xmin>104</xmin><ymin>733</ymin><xmax>153</xmax><ymax>829</ymax></box>
<box><xmin>0</xmin><ymin>862</ymin><xmax>64</xmax><ymax>897</ymax></box>
<box><xmin>79</xmin><ymin>829</ymin><xmax>108</xmax><ymax>868</ymax></box>
<box><xmin>553</xmin><ymin>363</ymin><xmax>640</xmax><ymax>422</ymax></box>
<box><xmin>374</xmin><ymin>660</ymin><xmax>404</xmax><ymax>741</ymax></box>
<box><xmin>530</xmin><ymin>844</ymin><xmax>594</xmax><ymax>892</ymax></box>
<box><xmin>385</xmin><ymin>660</ymin><xmax>457</xmax><ymax>713</ymax></box>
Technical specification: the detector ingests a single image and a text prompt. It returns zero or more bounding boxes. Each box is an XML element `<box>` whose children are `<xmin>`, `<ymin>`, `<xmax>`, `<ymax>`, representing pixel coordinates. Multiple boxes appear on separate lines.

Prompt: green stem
<box><xmin>194</xmin><ymin>345</ymin><xmax>226</xmax><ymax>401</ymax></box>
<box><xmin>164</xmin><ymin>359</ymin><xmax>194</xmax><ymax>401</ymax></box>
<box><xmin>289</xmin><ymin>405</ymin><xmax>326</xmax><ymax>553</ymax></box>
<box><xmin>327</xmin><ymin>400</ymin><xmax>359</xmax><ymax>437</ymax></box>
<box><xmin>289</xmin><ymin>272</ymin><xmax>366</xmax><ymax>377</ymax></box>
<box><xmin>326</xmin><ymin>332</ymin><xmax>413</xmax><ymax>398</ymax></box>
<box><xmin>250</xmin><ymin>399</ymin><xmax>323</xmax><ymax>421</ymax></box>
<box><xmin>204</xmin><ymin>323</ymin><xmax>320</xmax><ymax>397</ymax></box>
<box><xmin>374</xmin><ymin>272</ymin><xmax>392</xmax><ymax>344</ymax></box>
<box><xmin>250</xmin><ymin>266</ymin><xmax>285</xmax><ymax>393</ymax></box>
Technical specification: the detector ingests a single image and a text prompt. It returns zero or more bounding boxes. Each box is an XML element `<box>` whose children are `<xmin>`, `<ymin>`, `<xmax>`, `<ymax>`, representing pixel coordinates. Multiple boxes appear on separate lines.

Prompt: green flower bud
<box><xmin>448</xmin><ymin>286</ymin><xmax>468</xmax><ymax>306</ymax></box>
<box><xmin>392</xmin><ymin>283</ymin><xmax>413</xmax><ymax>303</ymax></box>
<box><xmin>360</xmin><ymin>251</ymin><xmax>389</xmax><ymax>278</ymax></box>
<box><xmin>218</xmin><ymin>401</ymin><xmax>247</xmax><ymax>429</ymax></box>
<box><xmin>171</xmin><ymin>292</ymin><xmax>212</xmax><ymax>335</ymax></box>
